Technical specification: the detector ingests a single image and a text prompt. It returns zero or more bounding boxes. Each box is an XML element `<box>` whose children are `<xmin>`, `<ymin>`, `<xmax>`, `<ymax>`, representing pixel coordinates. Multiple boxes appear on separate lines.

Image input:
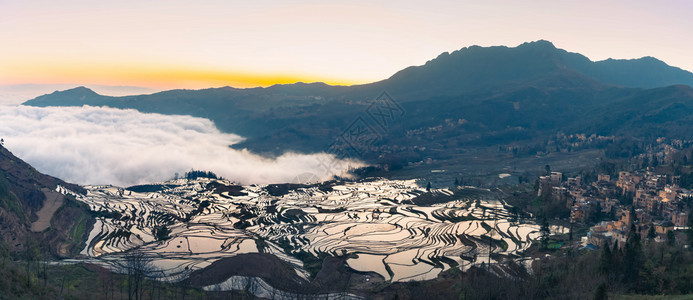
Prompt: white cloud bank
<box><xmin>0</xmin><ymin>105</ymin><xmax>363</xmax><ymax>186</ymax></box>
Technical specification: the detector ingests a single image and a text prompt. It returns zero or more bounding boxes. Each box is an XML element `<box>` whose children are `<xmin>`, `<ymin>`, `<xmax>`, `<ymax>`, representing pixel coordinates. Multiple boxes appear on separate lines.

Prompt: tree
<box><xmin>97</xmin><ymin>265</ymin><xmax>115</xmax><ymax>300</ymax></box>
<box><xmin>568</xmin><ymin>222</ymin><xmax>574</xmax><ymax>245</ymax></box>
<box><xmin>0</xmin><ymin>241</ymin><xmax>8</xmax><ymax>268</ymax></box>
<box><xmin>623</xmin><ymin>223</ymin><xmax>643</xmax><ymax>284</ymax></box>
<box><xmin>426</xmin><ymin>181</ymin><xmax>431</xmax><ymax>192</ymax></box>
<box><xmin>540</xmin><ymin>217</ymin><xmax>550</xmax><ymax>249</ymax></box>
<box><xmin>647</xmin><ymin>226</ymin><xmax>656</xmax><ymax>241</ymax></box>
<box><xmin>593</xmin><ymin>282</ymin><xmax>608</xmax><ymax>300</ymax></box>
<box><xmin>667</xmin><ymin>230</ymin><xmax>676</xmax><ymax>247</ymax></box>
<box><xmin>590</xmin><ymin>202</ymin><xmax>603</xmax><ymax>224</ymax></box>
<box><xmin>154</xmin><ymin>225</ymin><xmax>170</xmax><ymax>241</ymax></box>
<box><xmin>599</xmin><ymin>243</ymin><xmax>613</xmax><ymax>274</ymax></box>
<box><xmin>185</xmin><ymin>170</ymin><xmax>218</xmax><ymax>180</ymax></box>
<box><xmin>630</xmin><ymin>205</ymin><xmax>637</xmax><ymax>223</ymax></box>
<box><xmin>545</xmin><ymin>164</ymin><xmax>551</xmax><ymax>175</ymax></box>
<box><xmin>123</xmin><ymin>250</ymin><xmax>155</xmax><ymax>300</ymax></box>
<box><xmin>510</xmin><ymin>206</ymin><xmax>520</xmax><ymax>225</ymax></box>
<box><xmin>688</xmin><ymin>207</ymin><xmax>693</xmax><ymax>247</ymax></box>
<box><xmin>608</xmin><ymin>208</ymin><xmax>617</xmax><ymax>222</ymax></box>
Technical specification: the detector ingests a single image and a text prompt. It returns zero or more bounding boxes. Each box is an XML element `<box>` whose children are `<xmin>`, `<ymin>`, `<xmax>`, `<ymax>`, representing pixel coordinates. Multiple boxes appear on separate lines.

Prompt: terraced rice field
<box><xmin>65</xmin><ymin>178</ymin><xmax>542</xmax><ymax>283</ymax></box>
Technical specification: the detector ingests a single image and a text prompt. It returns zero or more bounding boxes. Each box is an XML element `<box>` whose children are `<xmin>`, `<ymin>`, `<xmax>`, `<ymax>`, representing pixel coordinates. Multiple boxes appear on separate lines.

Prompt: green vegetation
<box><xmin>184</xmin><ymin>170</ymin><xmax>219</xmax><ymax>180</ymax></box>
<box><xmin>294</xmin><ymin>250</ymin><xmax>328</xmax><ymax>279</ymax></box>
<box><xmin>546</xmin><ymin>242</ymin><xmax>562</xmax><ymax>250</ymax></box>
<box><xmin>275</xmin><ymin>237</ymin><xmax>327</xmax><ymax>279</ymax></box>
<box><xmin>615</xmin><ymin>295</ymin><xmax>693</xmax><ymax>300</ymax></box>
<box><xmin>66</xmin><ymin>201</ymin><xmax>90</xmax><ymax>240</ymax></box>
<box><xmin>71</xmin><ymin>218</ymin><xmax>87</xmax><ymax>242</ymax></box>
<box><xmin>0</xmin><ymin>242</ymin><xmax>248</xmax><ymax>300</ymax></box>
<box><xmin>0</xmin><ymin>170</ymin><xmax>26</xmax><ymax>222</ymax></box>
<box><xmin>184</xmin><ymin>200</ymin><xmax>211</xmax><ymax>221</ymax></box>
<box><xmin>49</xmin><ymin>195</ymin><xmax>95</xmax><ymax>256</ymax></box>
<box><xmin>495</xmin><ymin>239</ymin><xmax>509</xmax><ymax>252</ymax></box>
<box><xmin>0</xmin><ymin>260</ymin><xmax>219</xmax><ymax>299</ymax></box>
<box><xmin>395</xmin><ymin>238</ymin><xmax>693</xmax><ymax>299</ymax></box>
<box><xmin>154</xmin><ymin>225</ymin><xmax>170</xmax><ymax>241</ymax></box>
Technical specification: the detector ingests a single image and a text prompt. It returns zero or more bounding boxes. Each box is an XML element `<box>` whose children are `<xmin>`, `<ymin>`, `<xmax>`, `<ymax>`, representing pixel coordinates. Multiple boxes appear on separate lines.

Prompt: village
<box><xmin>538</xmin><ymin>168</ymin><xmax>692</xmax><ymax>249</ymax></box>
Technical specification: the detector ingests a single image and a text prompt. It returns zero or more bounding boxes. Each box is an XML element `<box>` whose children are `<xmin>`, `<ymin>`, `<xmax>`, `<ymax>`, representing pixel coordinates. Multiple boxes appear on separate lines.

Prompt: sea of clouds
<box><xmin>0</xmin><ymin>105</ymin><xmax>363</xmax><ymax>186</ymax></box>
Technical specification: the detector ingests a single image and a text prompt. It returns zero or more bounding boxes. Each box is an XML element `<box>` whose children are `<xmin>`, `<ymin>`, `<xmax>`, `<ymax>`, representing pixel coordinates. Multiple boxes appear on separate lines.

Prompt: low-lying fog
<box><xmin>0</xmin><ymin>105</ymin><xmax>362</xmax><ymax>186</ymax></box>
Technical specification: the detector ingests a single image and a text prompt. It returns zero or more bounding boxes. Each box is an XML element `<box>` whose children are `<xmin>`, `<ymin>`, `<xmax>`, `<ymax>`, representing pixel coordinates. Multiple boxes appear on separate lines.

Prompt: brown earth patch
<box><xmin>31</xmin><ymin>189</ymin><xmax>64</xmax><ymax>232</ymax></box>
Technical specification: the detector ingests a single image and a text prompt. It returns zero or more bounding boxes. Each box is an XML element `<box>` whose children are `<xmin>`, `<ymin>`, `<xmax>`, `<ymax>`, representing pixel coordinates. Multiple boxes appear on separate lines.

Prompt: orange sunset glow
<box><xmin>2</xmin><ymin>60</ymin><xmax>361</xmax><ymax>90</ymax></box>
<box><xmin>1</xmin><ymin>0</ymin><xmax>692</xmax><ymax>91</ymax></box>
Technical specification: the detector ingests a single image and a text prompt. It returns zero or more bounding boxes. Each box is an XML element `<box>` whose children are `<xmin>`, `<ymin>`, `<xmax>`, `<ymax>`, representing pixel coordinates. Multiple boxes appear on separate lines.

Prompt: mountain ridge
<box><xmin>21</xmin><ymin>40</ymin><xmax>693</xmax><ymax>162</ymax></box>
<box><xmin>24</xmin><ymin>40</ymin><xmax>693</xmax><ymax>104</ymax></box>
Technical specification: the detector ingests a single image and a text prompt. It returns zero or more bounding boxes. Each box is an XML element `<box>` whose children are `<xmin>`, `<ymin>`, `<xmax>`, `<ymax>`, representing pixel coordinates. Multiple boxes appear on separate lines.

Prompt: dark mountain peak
<box><xmin>638</xmin><ymin>56</ymin><xmax>662</xmax><ymax>62</ymax></box>
<box><xmin>584</xmin><ymin>55</ymin><xmax>693</xmax><ymax>88</ymax></box>
<box><xmin>518</xmin><ymin>39</ymin><xmax>557</xmax><ymax>49</ymax></box>
<box><xmin>24</xmin><ymin>86</ymin><xmax>109</xmax><ymax>107</ymax></box>
<box><xmin>381</xmin><ymin>40</ymin><xmax>575</xmax><ymax>98</ymax></box>
<box><xmin>427</xmin><ymin>50</ymin><xmax>451</xmax><ymax>63</ymax></box>
<box><xmin>603</xmin><ymin>55</ymin><xmax>665</xmax><ymax>65</ymax></box>
<box><xmin>383</xmin><ymin>40</ymin><xmax>693</xmax><ymax>92</ymax></box>
<box><xmin>387</xmin><ymin>40</ymin><xmax>693</xmax><ymax>91</ymax></box>
<box><xmin>56</xmin><ymin>86</ymin><xmax>99</xmax><ymax>96</ymax></box>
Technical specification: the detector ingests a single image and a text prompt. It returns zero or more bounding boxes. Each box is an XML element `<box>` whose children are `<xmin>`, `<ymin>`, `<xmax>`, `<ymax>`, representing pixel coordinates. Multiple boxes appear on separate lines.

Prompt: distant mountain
<box><xmin>0</xmin><ymin>83</ymin><xmax>156</xmax><ymax>105</ymax></box>
<box><xmin>369</xmin><ymin>40</ymin><xmax>693</xmax><ymax>97</ymax></box>
<box><xmin>561</xmin><ymin>53</ymin><xmax>693</xmax><ymax>89</ymax></box>
<box><xmin>371</xmin><ymin>40</ymin><xmax>600</xmax><ymax>99</ymax></box>
<box><xmin>22</xmin><ymin>40</ymin><xmax>693</xmax><ymax>163</ymax></box>
<box><xmin>0</xmin><ymin>144</ymin><xmax>90</xmax><ymax>257</ymax></box>
<box><xmin>27</xmin><ymin>86</ymin><xmax>109</xmax><ymax>106</ymax></box>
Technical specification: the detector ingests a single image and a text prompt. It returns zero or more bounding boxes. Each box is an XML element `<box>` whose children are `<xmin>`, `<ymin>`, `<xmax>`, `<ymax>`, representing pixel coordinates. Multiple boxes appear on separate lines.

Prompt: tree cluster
<box><xmin>184</xmin><ymin>170</ymin><xmax>219</xmax><ymax>180</ymax></box>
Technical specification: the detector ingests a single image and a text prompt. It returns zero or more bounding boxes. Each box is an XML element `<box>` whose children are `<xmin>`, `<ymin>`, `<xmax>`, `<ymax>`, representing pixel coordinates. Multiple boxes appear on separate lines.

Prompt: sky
<box><xmin>1</xmin><ymin>0</ymin><xmax>693</xmax><ymax>91</ymax></box>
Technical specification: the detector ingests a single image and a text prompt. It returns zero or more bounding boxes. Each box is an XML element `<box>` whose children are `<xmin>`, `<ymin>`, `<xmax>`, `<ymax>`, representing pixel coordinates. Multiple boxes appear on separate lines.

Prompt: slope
<box><xmin>0</xmin><ymin>144</ymin><xmax>91</xmax><ymax>257</ymax></box>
